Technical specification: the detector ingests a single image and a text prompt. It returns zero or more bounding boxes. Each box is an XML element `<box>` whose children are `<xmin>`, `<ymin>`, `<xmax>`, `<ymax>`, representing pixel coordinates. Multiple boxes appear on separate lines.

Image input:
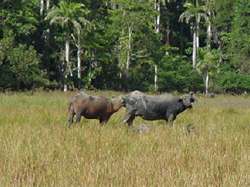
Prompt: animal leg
<box><xmin>166</xmin><ymin>114</ymin><xmax>176</xmax><ymax>127</ymax></box>
<box><xmin>127</xmin><ymin>115</ymin><xmax>135</xmax><ymax>127</ymax></box>
<box><xmin>123</xmin><ymin>112</ymin><xmax>134</xmax><ymax>124</ymax></box>
<box><xmin>99</xmin><ymin>119</ymin><xmax>107</xmax><ymax>125</ymax></box>
<box><xmin>68</xmin><ymin>105</ymin><xmax>75</xmax><ymax>127</ymax></box>
<box><xmin>68</xmin><ymin>112</ymin><xmax>74</xmax><ymax>127</ymax></box>
<box><xmin>75</xmin><ymin>113</ymin><xmax>82</xmax><ymax>123</ymax></box>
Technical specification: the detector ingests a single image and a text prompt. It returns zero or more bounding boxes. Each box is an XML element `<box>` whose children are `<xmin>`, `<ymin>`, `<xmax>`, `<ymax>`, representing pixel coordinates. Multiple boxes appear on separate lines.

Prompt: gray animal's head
<box><xmin>121</xmin><ymin>95</ymin><xmax>129</xmax><ymax>107</ymax></box>
<box><xmin>120</xmin><ymin>96</ymin><xmax>126</xmax><ymax>106</ymax></box>
<box><xmin>180</xmin><ymin>92</ymin><xmax>196</xmax><ymax>108</ymax></box>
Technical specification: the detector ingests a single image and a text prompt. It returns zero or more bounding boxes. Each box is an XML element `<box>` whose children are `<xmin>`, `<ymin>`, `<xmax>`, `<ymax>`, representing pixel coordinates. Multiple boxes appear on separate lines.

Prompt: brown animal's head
<box><xmin>111</xmin><ymin>96</ymin><xmax>125</xmax><ymax>112</ymax></box>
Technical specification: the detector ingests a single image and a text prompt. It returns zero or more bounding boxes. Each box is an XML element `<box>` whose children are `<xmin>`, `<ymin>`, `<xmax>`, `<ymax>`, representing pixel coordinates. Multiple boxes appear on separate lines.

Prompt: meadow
<box><xmin>0</xmin><ymin>91</ymin><xmax>249</xmax><ymax>186</ymax></box>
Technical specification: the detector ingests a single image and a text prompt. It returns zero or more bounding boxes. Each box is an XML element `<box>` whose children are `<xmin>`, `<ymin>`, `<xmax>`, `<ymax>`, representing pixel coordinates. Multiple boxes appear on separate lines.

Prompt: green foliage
<box><xmin>229</xmin><ymin>0</ymin><xmax>250</xmax><ymax>73</ymax></box>
<box><xmin>197</xmin><ymin>48</ymin><xmax>219</xmax><ymax>78</ymax></box>
<box><xmin>109</xmin><ymin>0</ymin><xmax>156</xmax><ymax>72</ymax></box>
<box><xmin>0</xmin><ymin>0</ymin><xmax>39</xmax><ymax>42</ymax></box>
<box><xmin>159</xmin><ymin>51</ymin><xmax>203</xmax><ymax>92</ymax></box>
<box><xmin>214</xmin><ymin>0</ymin><xmax>235</xmax><ymax>32</ymax></box>
<box><xmin>0</xmin><ymin>34</ymin><xmax>46</xmax><ymax>90</ymax></box>
<box><xmin>216</xmin><ymin>70</ymin><xmax>250</xmax><ymax>93</ymax></box>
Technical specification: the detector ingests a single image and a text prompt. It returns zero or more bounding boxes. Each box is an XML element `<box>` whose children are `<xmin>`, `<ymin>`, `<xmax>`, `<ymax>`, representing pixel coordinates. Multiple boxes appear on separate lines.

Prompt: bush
<box><xmin>0</xmin><ymin>40</ymin><xmax>48</xmax><ymax>90</ymax></box>
<box><xmin>216</xmin><ymin>71</ymin><xmax>250</xmax><ymax>94</ymax></box>
<box><xmin>159</xmin><ymin>55</ymin><xmax>203</xmax><ymax>92</ymax></box>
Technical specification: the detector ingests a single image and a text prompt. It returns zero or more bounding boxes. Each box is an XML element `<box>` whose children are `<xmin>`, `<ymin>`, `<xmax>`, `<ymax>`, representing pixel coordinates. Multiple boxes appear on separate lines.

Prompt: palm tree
<box><xmin>71</xmin><ymin>12</ymin><xmax>90</xmax><ymax>83</ymax></box>
<box><xmin>203</xmin><ymin>0</ymin><xmax>215</xmax><ymax>49</ymax></box>
<box><xmin>179</xmin><ymin>0</ymin><xmax>208</xmax><ymax>68</ymax></box>
<box><xmin>46</xmin><ymin>1</ymin><xmax>88</xmax><ymax>91</ymax></box>
<box><xmin>196</xmin><ymin>48</ymin><xmax>219</xmax><ymax>95</ymax></box>
<box><xmin>40</xmin><ymin>0</ymin><xmax>50</xmax><ymax>16</ymax></box>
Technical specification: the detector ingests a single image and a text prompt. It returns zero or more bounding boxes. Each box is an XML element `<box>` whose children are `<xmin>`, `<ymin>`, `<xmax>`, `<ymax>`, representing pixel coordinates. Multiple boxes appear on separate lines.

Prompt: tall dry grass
<box><xmin>0</xmin><ymin>91</ymin><xmax>249</xmax><ymax>186</ymax></box>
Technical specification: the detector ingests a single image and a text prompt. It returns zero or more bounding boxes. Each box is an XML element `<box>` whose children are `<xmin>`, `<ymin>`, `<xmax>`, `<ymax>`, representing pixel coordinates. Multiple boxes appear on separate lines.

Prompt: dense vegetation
<box><xmin>1</xmin><ymin>0</ymin><xmax>250</xmax><ymax>93</ymax></box>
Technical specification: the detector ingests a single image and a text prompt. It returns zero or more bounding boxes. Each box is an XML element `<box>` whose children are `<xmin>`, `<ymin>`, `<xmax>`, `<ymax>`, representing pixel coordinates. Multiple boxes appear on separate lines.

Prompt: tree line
<box><xmin>0</xmin><ymin>0</ymin><xmax>250</xmax><ymax>93</ymax></box>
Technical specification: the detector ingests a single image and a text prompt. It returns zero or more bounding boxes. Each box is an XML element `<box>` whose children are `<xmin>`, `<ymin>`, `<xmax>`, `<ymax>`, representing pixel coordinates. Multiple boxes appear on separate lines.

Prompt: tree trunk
<box><xmin>207</xmin><ymin>22</ymin><xmax>212</xmax><ymax>48</ymax></box>
<box><xmin>64</xmin><ymin>74</ymin><xmax>68</xmax><ymax>92</ymax></box>
<box><xmin>77</xmin><ymin>34</ymin><xmax>81</xmax><ymax>80</ymax></box>
<box><xmin>155</xmin><ymin>0</ymin><xmax>160</xmax><ymax>33</ymax></box>
<box><xmin>126</xmin><ymin>26</ymin><xmax>132</xmax><ymax>79</ymax></box>
<box><xmin>154</xmin><ymin>65</ymin><xmax>158</xmax><ymax>92</ymax></box>
<box><xmin>192</xmin><ymin>29</ymin><xmax>197</xmax><ymax>69</ymax></box>
<box><xmin>65</xmin><ymin>39</ymin><xmax>70</xmax><ymax>71</ymax></box>
<box><xmin>40</xmin><ymin>0</ymin><xmax>44</xmax><ymax>16</ymax></box>
<box><xmin>166</xmin><ymin>22</ymin><xmax>170</xmax><ymax>45</ymax></box>
<box><xmin>205</xmin><ymin>71</ymin><xmax>209</xmax><ymax>95</ymax></box>
<box><xmin>196</xmin><ymin>24</ymin><xmax>199</xmax><ymax>49</ymax></box>
<box><xmin>193</xmin><ymin>0</ymin><xmax>199</xmax><ymax>69</ymax></box>
<box><xmin>196</xmin><ymin>14</ymin><xmax>200</xmax><ymax>49</ymax></box>
<box><xmin>207</xmin><ymin>11</ymin><xmax>212</xmax><ymax>48</ymax></box>
<box><xmin>77</xmin><ymin>47</ymin><xmax>81</xmax><ymax>80</ymax></box>
<box><xmin>64</xmin><ymin>39</ymin><xmax>70</xmax><ymax>92</ymax></box>
<box><xmin>46</xmin><ymin>0</ymin><xmax>50</xmax><ymax>10</ymax></box>
<box><xmin>154</xmin><ymin>0</ymin><xmax>160</xmax><ymax>92</ymax></box>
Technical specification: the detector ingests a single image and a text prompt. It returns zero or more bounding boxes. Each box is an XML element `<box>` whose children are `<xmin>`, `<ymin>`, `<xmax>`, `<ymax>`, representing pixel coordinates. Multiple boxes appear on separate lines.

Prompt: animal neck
<box><xmin>110</xmin><ymin>99</ymin><xmax>123</xmax><ymax>113</ymax></box>
<box><xmin>177</xmin><ymin>102</ymin><xmax>187</xmax><ymax>114</ymax></box>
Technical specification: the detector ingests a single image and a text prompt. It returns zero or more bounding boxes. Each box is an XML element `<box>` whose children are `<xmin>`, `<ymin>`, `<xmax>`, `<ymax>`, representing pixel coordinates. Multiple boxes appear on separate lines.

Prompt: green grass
<box><xmin>0</xmin><ymin>91</ymin><xmax>249</xmax><ymax>186</ymax></box>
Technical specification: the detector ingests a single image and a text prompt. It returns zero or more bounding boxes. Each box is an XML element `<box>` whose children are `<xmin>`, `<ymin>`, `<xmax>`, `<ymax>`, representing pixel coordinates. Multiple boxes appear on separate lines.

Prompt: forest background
<box><xmin>1</xmin><ymin>0</ymin><xmax>250</xmax><ymax>94</ymax></box>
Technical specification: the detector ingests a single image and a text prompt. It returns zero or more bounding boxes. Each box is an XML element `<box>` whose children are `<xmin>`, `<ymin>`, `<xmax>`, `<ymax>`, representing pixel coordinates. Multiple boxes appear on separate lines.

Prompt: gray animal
<box><xmin>122</xmin><ymin>91</ymin><xmax>195</xmax><ymax>126</ymax></box>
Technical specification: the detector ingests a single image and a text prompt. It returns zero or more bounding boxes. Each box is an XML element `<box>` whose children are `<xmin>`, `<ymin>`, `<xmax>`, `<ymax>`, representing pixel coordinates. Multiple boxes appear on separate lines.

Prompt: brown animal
<box><xmin>68</xmin><ymin>92</ymin><xmax>124</xmax><ymax>126</ymax></box>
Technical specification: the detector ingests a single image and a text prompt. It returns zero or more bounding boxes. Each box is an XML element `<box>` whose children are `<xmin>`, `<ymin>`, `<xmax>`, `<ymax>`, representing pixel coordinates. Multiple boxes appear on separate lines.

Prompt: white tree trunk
<box><xmin>154</xmin><ymin>0</ymin><xmax>160</xmax><ymax>91</ymax></box>
<box><xmin>64</xmin><ymin>74</ymin><xmax>68</xmax><ymax>92</ymax></box>
<box><xmin>64</xmin><ymin>39</ymin><xmax>70</xmax><ymax>92</ymax></box>
<box><xmin>207</xmin><ymin>11</ymin><xmax>212</xmax><ymax>48</ymax></box>
<box><xmin>65</xmin><ymin>39</ymin><xmax>70</xmax><ymax>69</ymax></box>
<box><xmin>196</xmin><ymin>26</ymin><xmax>199</xmax><ymax>49</ymax></box>
<box><xmin>40</xmin><ymin>0</ymin><xmax>44</xmax><ymax>16</ymax></box>
<box><xmin>155</xmin><ymin>0</ymin><xmax>160</xmax><ymax>33</ymax></box>
<box><xmin>154</xmin><ymin>65</ymin><xmax>158</xmax><ymax>91</ymax></box>
<box><xmin>77</xmin><ymin>37</ymin><xmax>81</xmax><ymax>79</ymax></box>
<box><xmin>46</xmin><ymin>0</ymin><xmax>50</xmax><ymax>10</ymax></box>
<box><xmin>192</xmin><ymin>30</ymin><xmax>197</xmax><ymax>69</ymax></box>
<box><xmin>205</xmin><ymin>71</ymin><xmax>209</xmax><ymax>95</ymax></box>
<box><xmin>196</xmin><ymin>15</ymin><xmax>200</xmax><ymax>49</ymax></box>
<box><xmin>126</xmin><ymin>26</ymin><xmax>132</xmax><ymax>78</ymax></box>
<box><xmin>207</xmin><ymin>23</ymin><xmax>212</xmax><ymax>47</ymax></box>
<box><xmin>77</xmin><ymin>49</ymin><xmax>81</xmax><ymax>79</ymax></box>
<box><xmin>194</xmin><ymin>0</ymin><xmax>199</xmax><ymax>69</ymax></box>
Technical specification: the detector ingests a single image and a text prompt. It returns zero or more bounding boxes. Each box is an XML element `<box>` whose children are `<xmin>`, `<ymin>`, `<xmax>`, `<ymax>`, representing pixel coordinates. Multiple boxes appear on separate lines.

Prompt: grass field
<box><xmin>0</xmin><ymin>91</ymin><xmax>249</xmax><ymax>186</ymax></box>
